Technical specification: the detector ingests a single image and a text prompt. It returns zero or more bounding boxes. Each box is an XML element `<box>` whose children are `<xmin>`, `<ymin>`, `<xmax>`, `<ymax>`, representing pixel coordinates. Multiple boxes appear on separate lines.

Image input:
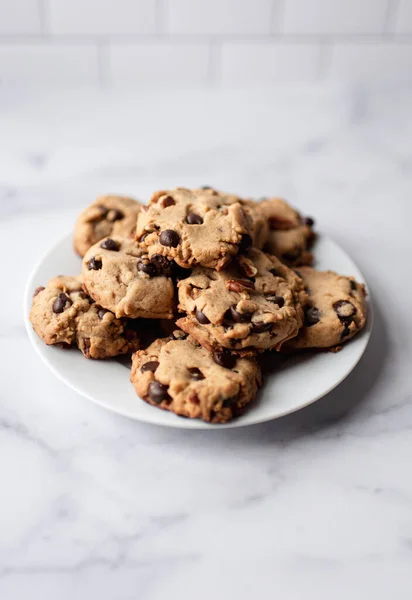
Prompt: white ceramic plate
<box><xmin>24</xmin><ymin>232</ymin><xmax>372</xmax><ymax>429</ymax></box>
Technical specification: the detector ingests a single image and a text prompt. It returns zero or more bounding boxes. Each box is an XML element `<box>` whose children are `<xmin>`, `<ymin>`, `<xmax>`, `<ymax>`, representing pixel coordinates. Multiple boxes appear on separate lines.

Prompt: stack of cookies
<box><xmin>30</xmin><ymin>187</ymin><xmax>367</xmax><ymax>424</ymax></box>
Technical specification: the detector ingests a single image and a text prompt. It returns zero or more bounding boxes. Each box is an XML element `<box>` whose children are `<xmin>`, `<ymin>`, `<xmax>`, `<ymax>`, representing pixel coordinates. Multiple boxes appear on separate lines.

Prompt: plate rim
<box><xmin>24</xmin><ymin>231</ymin><xmax>373</xmax><ymax>430</ymax></box>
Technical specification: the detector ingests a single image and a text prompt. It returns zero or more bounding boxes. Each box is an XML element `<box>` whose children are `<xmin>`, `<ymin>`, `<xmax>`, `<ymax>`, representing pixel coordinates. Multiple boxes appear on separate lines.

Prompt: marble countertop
<box><xmin>0</xmin><ymin>85</ymin><xmax>411</xmax><ymax>600</ymax></box>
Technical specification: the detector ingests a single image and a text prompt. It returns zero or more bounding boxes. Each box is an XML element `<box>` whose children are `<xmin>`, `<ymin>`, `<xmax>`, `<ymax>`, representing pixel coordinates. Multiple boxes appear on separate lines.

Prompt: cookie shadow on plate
<box><xmin>232</xmin><ymin>291</ymin><xmax>388</xmax><ymax>443</ymax></box>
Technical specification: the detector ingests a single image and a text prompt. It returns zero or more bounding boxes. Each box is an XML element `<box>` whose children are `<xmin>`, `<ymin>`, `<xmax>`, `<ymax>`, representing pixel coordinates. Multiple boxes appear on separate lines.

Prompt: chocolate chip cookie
<box><xmin>74</xmin><ymin>195</ymin><xmax>142</xmax><ymax>257</ymax></box>
<box><xmin>82</xmin><ymin>236</ymin><xmax>175</xmax><ymax>319</ymax></box>
<box><xmin>30</xmin><ymin>275</ymin><xmax>141</xmax><ymax>358</ymax></box>
<box><xmin>176</xmin><ymin>248</ymin><xmax>306</xmax><ymax>354</ymax></box>
<box><xmin>284</xmin><ymin>267</ymin><xmax>367</xmax><ymax>351</ymax></box>
<box><xmin>258</xmin><ymin>197</ymin><xmax>315</xmax><ymax>266</ymax></box>
<box><xmin>130</xmin><ymin>334</ymin><xmax>262</xmax><ymax>423</ymax></box>
<box><xmin>136</xmin><ymin>187</ymin><xmax>252</xmax><ymax>270</ymax></box>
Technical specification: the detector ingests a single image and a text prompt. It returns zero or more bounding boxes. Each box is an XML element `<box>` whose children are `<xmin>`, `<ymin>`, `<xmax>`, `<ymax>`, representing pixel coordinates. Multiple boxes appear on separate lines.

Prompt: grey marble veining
<box><xmin>0</xmin><ymin>84</ymin><xmax>411</xmax><ymax>600</ymax></box>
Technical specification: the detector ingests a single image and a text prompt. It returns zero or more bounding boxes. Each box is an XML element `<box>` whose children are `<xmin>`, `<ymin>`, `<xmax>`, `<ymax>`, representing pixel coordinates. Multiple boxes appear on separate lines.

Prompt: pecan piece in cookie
<box><xmin>257</xmin><ymin>197</ymin><xmax>315</xmax><ymax>266</ymax></box>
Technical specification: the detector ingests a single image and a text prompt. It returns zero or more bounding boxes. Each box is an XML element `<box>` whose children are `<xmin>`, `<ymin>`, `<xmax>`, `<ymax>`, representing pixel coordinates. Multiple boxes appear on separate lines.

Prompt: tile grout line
<box><xmin>270</xmin><ymin>0</ymin><xmax>286</xmax><ymax>34</ymax></box>
<box><xmin>383</xmin><ymin>0</ymin><xmax>401</xmax><ymax>33</ymax></box>
<box><xmin>38</xmin><ymin>0</ymin><xmax>50</xmax><ymax>36</ymax></box>
<box><xmin>1</xmin><ymin>33</ymin><xmax>412</xmax><ymax>43</ymax></box>
<box><xmin>156</xmin><ymin>0</ymin><xmax>167</xmax><ymax>34</ymax></box>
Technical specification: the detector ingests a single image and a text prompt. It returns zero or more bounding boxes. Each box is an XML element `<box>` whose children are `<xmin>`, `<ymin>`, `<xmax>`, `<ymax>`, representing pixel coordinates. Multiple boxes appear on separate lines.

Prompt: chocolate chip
<box><xmin>87</xmin><ymin>257</ymin><xmax>102</xmax><ymax>270</ymax></box>
<box><xmin>270</xmin><ymin>268</ymin><xmax>280</xmax><ymax>277</ymax></box>
<box><xmin>150</xmin><ymin>254</ymin><xmax>174</xmax><ymax>277</ymax></box>
<box><xmin>52</xmin><ymin>292</ymin><xmax>72</xmax><ymax>314</ymax></box>
<box><xmin>283</xmin><ymin>249</ymin><xmax>301</xmax><ymax>263</ymax></box>
<box><xmin>137</xmin><ymin>261</ymin><xmax>157</xmax><ymax>277</ymax></box>
<box><xmin>33</xmin><ymin>286</ymin><xmax>45</xmax><ymax>297</ymax></box>
<box><xmin>188</xmin><ymin>367</ymin><xmax>205</xmax><ymax>380</ymax></box>
<box><xmin>230</xmin><ymin>305</ymin><xmax>252</xmax><ymax>323</ymax></box>
<box><xmin>333</xmin><ymin>300</ymin><xmax>356</xmax><ymax>321</ymax></box>
<box><xmin>304</xmin><ymin>306</ymin><xmax>321</xmax><ymax>327</ymax></box>
<box><xmin>162</xmin><ymin>195</ymin><xmax>175</xmax><ymax>207</ymax></box>
<box><xmin>341</xmin><ymin>325</ymin><xmax>351</xmax><ymax>339</ymax></box>
<box><xmin>222</xmin><ymin>395</ymin><xmax>238</xmax><ymax>408</ymax></box>
<box><xmin>100</xmin><ymin>238</ymin><xmax>119</xmax><ymax>251</ymax></box>
<box><xmin>140</xmin><ymin>233</ymin><xmax>148</xmax><ymax>242</ymax></box>
<box><xmin>186</xmin><ymin>213</ymin><xmax>203</xmax><ymax>225</ymax></box>
<box><xmin>159</xmin><ymin>229</ymin><xmax>180</xmax><ymax>247</ymax></box>
<box><xmin>350</xmin><ymin>280</ymin><xmax>357</xmax><ymax>291</ymax></box>
<box><xmin>266</xmin><ymin>295</ymin><xmax>284</xmax><ymax>308</ymax></box>
<box><xmin>141</xmin><ymin>361</ymin><xmax>159</xmax><ymax>373</ymax></box>
<box><xmin>148</xmin><ymin>381</ymin><xmax>170</xmax><ymax>403</ymax></box>
<box><xmin>251</xmin><ymin>321</ymin><xmax>272</xmax><ymax>334</ymax></box>
<box><xmin>195</xmin><ymin>309</ymin><xmax>210</xmax><ymax>324</ymax></box>
<box><xmin>213</xmin><ymin>350</ymin><xmax>236</xmax><ymax>369</ymax></box>
<box><xmin>108</xmin><ymin>209</ymin><xmax>124</xmax><ymax>222</ymax></box>
<box><xmin>238</xmin><ymin>234</ymin><xmax>252</xmax><ymax>253</ymax></box>
<box><xmin>305</xmin><ymin>217</ymin><xmax>315</xmax><ymax>227</ymax></box>
<box><xmin>97</xmin><ymin>308</ymin><xmax>108</xmax><ymax>319</ymax></box>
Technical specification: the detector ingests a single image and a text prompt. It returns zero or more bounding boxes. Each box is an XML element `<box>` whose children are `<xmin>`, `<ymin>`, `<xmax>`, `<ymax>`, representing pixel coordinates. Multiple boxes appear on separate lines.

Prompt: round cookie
<box><xmin>258</xmin><ymin>197</ymin><xmax>315</xmax><ymax>266</ymax></box>
<box><xmin>130</xmin><ymin>334</ymin><xmax>262</xmax><ymax>423</ymax></box>
<box><xmin>30</xmin><ymin>275</ymin><xmax>141</xmax><ymax>359</ymax></box>
<box><xmin>74</xmin><ymin>195</ymin><xmax>142</xmax><ymax>257</ymax></box>
<box><xmin>136</xmin><ymin>187</ymin><xmax>252</xmax><ymax>270</ymax></box>
<box><xmin>284</xmin><ymin>267</ymin><xmax>367</xmax><ymax>351</ymax></box>
<box><xmin>82</xmin><ymin>236</ymin><xmax>175</xmax><ymax>319</ymax></box>
<box><xmin>176</xmin><ymin>248</ymin><xmax>306</xmax><ymax>354</ymax></box>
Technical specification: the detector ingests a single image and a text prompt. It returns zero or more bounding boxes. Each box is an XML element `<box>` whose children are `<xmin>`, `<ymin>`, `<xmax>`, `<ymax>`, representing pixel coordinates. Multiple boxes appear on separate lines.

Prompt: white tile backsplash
<box><xmin>48</xmin><ymin>0</ymin><xmax>157</xmax><ymax>35</ymax></box>
<box><xmin>166</xmin><ymin>0</ymin><xmax>274</xmax><ymax>35</ymax></box>
<box><xmin>0</xmin><ymin>43</ymin><xmax>99</xmax><ymax>84</ymax></box>
<box><xmin>394</xmin><ymin>0</ymin><xmax>412</xmax><ymax>34</ymax></box>
<box><xmin>0</xmin><ymin>0</ymin><xmax>42</xmax><ymax>34</ymax></box>
<box><xmin>328</xmin><ymin>42</ymin><xmax>412</xmax><ymax>79</ymax></box>
<box><xmin>108</xmin><ymin>42</ymin><xmax>210</xmax><ymax>83</ymax></box>
<box><xmin>221</xmin><ymin>42</ymin><xmax>321</xmax><ymax>82</ymax></box>
<box><xmin>0</xmin><ymin>0</ymin><xmax>410</xmax><ymax>85</ymax></box>
<box><xmin>282</xmin><ymin>0</ymin><xmax>388</xmax><ymax>34</ymax></box>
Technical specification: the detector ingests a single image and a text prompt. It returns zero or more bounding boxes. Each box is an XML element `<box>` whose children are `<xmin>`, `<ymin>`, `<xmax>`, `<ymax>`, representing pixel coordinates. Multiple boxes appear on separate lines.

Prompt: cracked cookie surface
<box><xmin>74</xmin><ymin>195</ymin><xmax>142</xmax><ymax>257</ymax></box>
<box><xmin>30</xmin><ymin>275</ymin><xmax>141</xmax><ymax>358</ymax></box>
<box><xmin>82</xmin><ymin>237</ymin><xmax>175</xmax><ymax>319</ymax></box>
<box><xmin>130</xmin><ymin>334</ymin><xmax>261</xmax><ymax>423</ymax></box>
<box><xmin>135</xmin><ymin>187</ymin><xmax>252</xmax><ymax>270</ymax></box>
<box><xmin>284</xmin><ymin>267</ymin><xmax>367</xmax><ymax>350</ymax></box>
<box><xmin>176</xmin><ymin>248</ymin><xmax>306</xmax><ymax>354</ymax></box>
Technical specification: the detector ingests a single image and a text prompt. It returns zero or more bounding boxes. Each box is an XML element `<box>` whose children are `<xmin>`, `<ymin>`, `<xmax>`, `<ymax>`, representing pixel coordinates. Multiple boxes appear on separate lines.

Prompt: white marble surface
<box><xmin>0</xmin><ymin>85</ymin><xmax>411</xmax><ymax>600</ymax></box>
